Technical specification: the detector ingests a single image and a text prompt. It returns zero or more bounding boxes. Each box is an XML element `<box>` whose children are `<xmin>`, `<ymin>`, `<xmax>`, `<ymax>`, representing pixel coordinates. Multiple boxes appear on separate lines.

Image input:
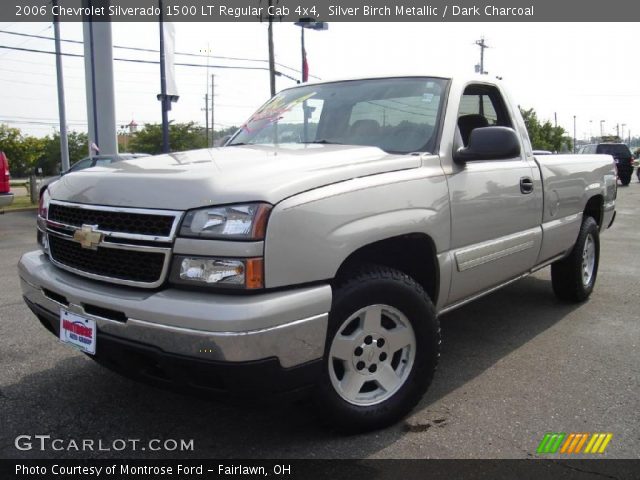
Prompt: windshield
<box><xmin>229</xmin><ymin>77</ymin><xmax>447</xmax><ymax>154</ymax></box>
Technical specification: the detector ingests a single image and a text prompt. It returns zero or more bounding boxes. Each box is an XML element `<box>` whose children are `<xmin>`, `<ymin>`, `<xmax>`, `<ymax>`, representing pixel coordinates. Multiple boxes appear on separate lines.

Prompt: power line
<box><xmin>0</xmin><ymin>29</ymin><xmax>320</xmax><ymax>79</ymax></box>
<box><xmin>0</xmin><ymin>44</ymin><xmax>305</xmax><ymax>77</ymax></box>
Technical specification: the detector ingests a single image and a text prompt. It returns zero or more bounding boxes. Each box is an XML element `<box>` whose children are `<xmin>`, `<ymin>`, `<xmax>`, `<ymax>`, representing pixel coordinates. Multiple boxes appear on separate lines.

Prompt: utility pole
<box><xmin>475</xmin><ymin>37</ymin><xmax>489</xmax><ymax>75</ymax></box>
<box><xmin>52</xmin><ymin>0</ymin><xmax>69</xmax><ymax>172</ymax></box>
<box><xmin>554</xmin><ymin>112</ymin><xmax>557</xmax><ymax>128</ymax></box>
<box><xmin>621</xmin><ymin>123</ymin><xmax>626</xmax><ymax>143</ymax></box>
<box><xmin>600</xmin><ymin>120</ymin><xmax>605</xmax><ymax>138</ymax></box>
<box><xmin>573</xmin><ymin>115</ymin><xmax>576</xmax><ymax>153</ymax></box>
<box><xmin>158</xmin><ymin>0</ymin><xmax>170</xmax><ymax>153</ymax></box>
<box><xmin>267</xmin><ymin>0</ymin><xmax>276</xmax><ymax>97</ymax></box>
<box><xmin>211</xmin><ymin>74</ymin><xmax>215</xmax><ymax>145</ymax></box>
<box><xmin>204</xmin><ymin>91</ymin><xmax>209</xmax><ymax>146</ymax></box>
<box><xmin>616</xmin><ymin>123</ymin><xmax>620</xmax><ymax>138</ymax></box>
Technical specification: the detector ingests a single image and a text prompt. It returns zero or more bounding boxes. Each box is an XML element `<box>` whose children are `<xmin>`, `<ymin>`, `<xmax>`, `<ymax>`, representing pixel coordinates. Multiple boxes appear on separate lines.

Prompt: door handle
<box><xmin>520</xmin><ymin>177</ymin><xmax>534</xmax><ymax>194</ymax></box>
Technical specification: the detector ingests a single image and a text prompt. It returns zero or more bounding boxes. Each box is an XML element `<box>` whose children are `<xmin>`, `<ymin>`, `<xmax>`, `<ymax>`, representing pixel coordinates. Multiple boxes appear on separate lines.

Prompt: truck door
<box><xmin>445</xmin><ymin>83</ymin><xmax>542</xmax><ymax>306</ymax></box>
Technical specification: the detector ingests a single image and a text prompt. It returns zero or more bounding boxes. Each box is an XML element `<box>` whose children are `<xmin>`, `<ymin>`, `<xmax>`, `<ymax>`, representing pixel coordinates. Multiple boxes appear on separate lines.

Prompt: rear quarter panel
<box><xmin>535</xmin><ymin>153</ymin><xmax>616</xmax><ymax>263</ymax></box>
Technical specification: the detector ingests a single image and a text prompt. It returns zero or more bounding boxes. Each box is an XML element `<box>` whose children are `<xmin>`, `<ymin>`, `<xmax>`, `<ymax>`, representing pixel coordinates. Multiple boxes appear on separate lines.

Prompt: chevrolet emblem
<box><xmin>73</xmin><ymin>225</ymin><xmax>103</xmax><ymax>250</ymax></box>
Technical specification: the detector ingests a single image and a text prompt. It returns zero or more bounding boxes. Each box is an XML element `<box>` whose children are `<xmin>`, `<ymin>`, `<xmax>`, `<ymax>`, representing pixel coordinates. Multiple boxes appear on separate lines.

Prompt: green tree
<box><xmin>38</xmin><ymin>131</ymin><xmax>88</xmax><ymax>175</ymax></box>
<box><xmin>0</xmin><ymin>124</ymin><xmax>45</xmax><ymax>177</ymax></box>
<box><xmin>519</xmin><ymin>108</ymin><xmax>572</xmax><ymax>152</ymax></box>
<box><xmin>129</xmin><ymin>122</ymin><xmax>208</xmax><ymax>154</ymax></box>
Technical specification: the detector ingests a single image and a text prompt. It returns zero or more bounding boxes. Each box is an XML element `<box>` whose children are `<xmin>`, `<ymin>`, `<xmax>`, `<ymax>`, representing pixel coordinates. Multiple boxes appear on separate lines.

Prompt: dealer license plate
<box><xmin>59</xmin><ymin>309</ymin><xmax>96</xmax><ymax>355</ymax></box>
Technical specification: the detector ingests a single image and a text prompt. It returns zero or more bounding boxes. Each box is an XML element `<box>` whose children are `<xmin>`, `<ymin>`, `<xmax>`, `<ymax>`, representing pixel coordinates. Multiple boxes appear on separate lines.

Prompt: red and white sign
<box><xmin>59</xmin><ymin>310</ymin><xmax>96</xmax><ymax>355</ymax></box>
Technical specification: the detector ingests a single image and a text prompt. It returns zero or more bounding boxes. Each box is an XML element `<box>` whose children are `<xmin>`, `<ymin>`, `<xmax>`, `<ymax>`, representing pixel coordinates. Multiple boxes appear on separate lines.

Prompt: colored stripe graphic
<box><xmin>584</xmin><ymin>433</ymin><xmax>613</xmax><ymax>454</ymax></box>
<box><xmin>541</xmin><ymin>433</ymin><xmax>613</xmax><ymax>454</ymax></box>
<box><xmin>537</xmin><ymin>433</ymin><xmax>566</xmax><ymax>453</ymax></box>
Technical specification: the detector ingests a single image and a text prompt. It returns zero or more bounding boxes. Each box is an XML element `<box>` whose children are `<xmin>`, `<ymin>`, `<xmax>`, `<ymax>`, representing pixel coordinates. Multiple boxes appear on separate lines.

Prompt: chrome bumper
<box><xmin>19</xmin><ymin>250</ymin><xmax>331</xmax><ymax>368</ymax></box>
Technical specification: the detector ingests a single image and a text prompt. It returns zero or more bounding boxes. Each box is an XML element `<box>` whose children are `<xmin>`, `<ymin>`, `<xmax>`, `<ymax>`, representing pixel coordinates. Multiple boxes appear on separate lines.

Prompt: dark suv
<box><xmin>578</xmin><ymin>143</ymin><xmax>634</xmax><ymax>186</ymax></box>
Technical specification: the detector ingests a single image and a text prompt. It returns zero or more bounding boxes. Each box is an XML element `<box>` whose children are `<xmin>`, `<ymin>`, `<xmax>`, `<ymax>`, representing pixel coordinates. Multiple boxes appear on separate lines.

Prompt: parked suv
<box><xmin>0</xmin><ymin>151</ymin><xmax>14</xmax><ymax>208</ymax></box>
<box><xmin>578</xmin><ymin>143</ymin><xmax>634</xmax><ymax>185</ymax></box>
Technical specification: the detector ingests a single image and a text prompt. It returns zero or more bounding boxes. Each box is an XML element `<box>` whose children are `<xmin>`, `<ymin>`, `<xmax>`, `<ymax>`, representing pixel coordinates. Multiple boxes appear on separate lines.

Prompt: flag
<box><xmin>302</xmin><ymin>45</ymin><xmax>309</xmax><ymax>83</ymax></box>
<box><xmin>162</xmin><ymin>22</ymin><xmax>179</xmax><ymax>98</ymax></box>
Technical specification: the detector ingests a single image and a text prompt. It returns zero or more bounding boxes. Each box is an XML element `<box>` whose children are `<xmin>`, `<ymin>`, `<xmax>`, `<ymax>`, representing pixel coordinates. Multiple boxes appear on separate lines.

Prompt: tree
<box><xmin>129</xmin><ymin>122</ymin><xmax>208</xmax><ymax>154</ymax></box>
<box><xmin>38</xmin><ymin>131</ymin><xmax>88</xmax><ymax>175</ymax></box>
<box><xmin>0</xmin><ymin>124</ymin><xmax>45</xmax><ymax>177</ymax></box>
<box><xmin>519</xmin><ymin>108</ymin><xmax>572</xmax><ymax>152</ymax></box>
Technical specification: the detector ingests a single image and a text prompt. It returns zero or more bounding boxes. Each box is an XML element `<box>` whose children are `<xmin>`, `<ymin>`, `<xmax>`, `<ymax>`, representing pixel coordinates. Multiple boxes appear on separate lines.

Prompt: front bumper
<box><xmin>19</xmin><ymin>250</ymin><xmax>331</xmax><ymax>371</ymax></box>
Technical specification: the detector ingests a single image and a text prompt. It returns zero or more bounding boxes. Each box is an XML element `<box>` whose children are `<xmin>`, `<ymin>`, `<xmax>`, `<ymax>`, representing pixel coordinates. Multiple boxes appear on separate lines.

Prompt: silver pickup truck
<box><xmin>19</xmin><ymin>74</ymin><xmax>616</xmax><ymax>431</ymax></box>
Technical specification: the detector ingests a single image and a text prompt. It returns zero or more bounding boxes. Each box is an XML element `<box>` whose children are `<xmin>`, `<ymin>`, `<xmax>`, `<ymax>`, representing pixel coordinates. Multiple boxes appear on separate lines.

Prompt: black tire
<box><xmin>620</xmin><ymin>170</ymin><xmax>631</xmax><ymax>186</ymax></box>
<box><xmin>316</xmin><ymin>265</ymin><xmax>440</xmax><ymax>432</ymax></box>
<box><xmin>551</xmin><ymin>216</ymin><xmax>600</xmax><ymax>302</ymax></box>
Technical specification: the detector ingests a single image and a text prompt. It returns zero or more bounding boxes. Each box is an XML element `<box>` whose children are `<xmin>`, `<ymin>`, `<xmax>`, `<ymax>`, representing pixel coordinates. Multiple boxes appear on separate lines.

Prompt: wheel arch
<box><xmin>584</xmin><ymin>194</ymin><xmax>604</xmax><ymax>228</ymax></box>
<box><xmin>334</xmin><ymin>233</ymin><xmax>440</xmax><ymax>305</ymax></box>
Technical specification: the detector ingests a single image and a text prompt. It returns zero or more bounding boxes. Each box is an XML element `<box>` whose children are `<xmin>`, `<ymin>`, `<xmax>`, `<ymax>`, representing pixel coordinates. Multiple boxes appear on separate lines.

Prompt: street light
<box><xmin>294</xmin><ymin>18</ymin><xmax>328</xmax><ymax>83</ymax></box>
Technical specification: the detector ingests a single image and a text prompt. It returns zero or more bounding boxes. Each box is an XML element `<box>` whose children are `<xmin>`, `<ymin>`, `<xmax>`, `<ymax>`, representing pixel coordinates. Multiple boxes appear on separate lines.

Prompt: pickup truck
<box><xmin>19</xmin><ymin>74</ymin><xmax>616</xmax><ymax>431</ymax></box>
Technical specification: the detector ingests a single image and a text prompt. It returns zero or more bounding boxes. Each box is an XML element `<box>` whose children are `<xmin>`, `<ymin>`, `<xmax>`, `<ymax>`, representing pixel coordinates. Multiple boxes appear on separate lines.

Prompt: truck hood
<box><xmin>48</xmin><ymin>144</ymin><xmax>421</xmax><ymax>210</ymax></box>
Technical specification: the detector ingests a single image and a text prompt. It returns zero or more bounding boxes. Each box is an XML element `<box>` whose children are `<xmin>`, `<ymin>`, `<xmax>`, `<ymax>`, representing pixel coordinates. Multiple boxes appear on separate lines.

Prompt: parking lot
<box><xmin>0</xmin><ymin>185</ymin><xmax>638</xmax><ymax>460</ymax></box>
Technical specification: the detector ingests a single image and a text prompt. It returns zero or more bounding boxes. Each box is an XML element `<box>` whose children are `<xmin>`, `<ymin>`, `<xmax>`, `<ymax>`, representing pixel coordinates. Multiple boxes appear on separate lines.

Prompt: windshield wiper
<box><xmin>226</xmin><ymin>142</ymin><xmax>247</xmax><ymax>147</ymax></box>
<box><xmin>300</xmin><ymin>139</ymin><xmax>343</xmax><ymax>145</ymax></box>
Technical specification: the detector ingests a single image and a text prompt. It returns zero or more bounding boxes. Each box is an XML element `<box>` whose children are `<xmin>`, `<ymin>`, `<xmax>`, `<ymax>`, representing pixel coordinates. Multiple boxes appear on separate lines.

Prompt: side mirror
<box><xmin>454</xmin><ymin>126</ymin><xmax>521</xmax><ymax>163</ymax></box>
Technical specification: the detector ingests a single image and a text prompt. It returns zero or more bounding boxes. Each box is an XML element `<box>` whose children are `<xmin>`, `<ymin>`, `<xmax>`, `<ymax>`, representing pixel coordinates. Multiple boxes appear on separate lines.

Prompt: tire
<box><xmin>619</xmin><ymin>169</ymin><xmax>631</xmax><ymax>186</ymax></box>
<box><xmin>316</xmin><ymin>265</ymin><xmax>440</xmax><ymax>432</ymax></box>
<box><xmin>551</xmin><ymin>216</ymin><xmax>600</xmax><ymax>302</ymax></box>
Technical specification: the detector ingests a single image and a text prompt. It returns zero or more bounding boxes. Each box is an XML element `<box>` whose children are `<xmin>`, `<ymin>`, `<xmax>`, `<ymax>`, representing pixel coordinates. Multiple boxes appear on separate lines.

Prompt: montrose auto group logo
<box><xmin>537</xmin><ymin>432</ymin><xmax>613</xmax><ymax>454</ymax></box>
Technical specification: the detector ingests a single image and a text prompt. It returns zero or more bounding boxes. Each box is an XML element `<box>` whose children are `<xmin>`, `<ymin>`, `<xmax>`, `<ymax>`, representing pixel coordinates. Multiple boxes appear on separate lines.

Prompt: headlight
<box><xmin>37</xmin><ymin>189</ymin><xmax>50</xmax><ymax>251</ymax></box>
<box><xmin>170</xmin><ymin>256</ymin><xmax>264</xmax><ymax>289</ymax></box>
<box><xmin>179</xmin><ymin>203</ymin><xmax>271</xmax><ymax>240</ymax></box>
<box><xmin>38</xmin><ymin>188</ymin><xmax>50</xmax><ymax>220</ymax></box>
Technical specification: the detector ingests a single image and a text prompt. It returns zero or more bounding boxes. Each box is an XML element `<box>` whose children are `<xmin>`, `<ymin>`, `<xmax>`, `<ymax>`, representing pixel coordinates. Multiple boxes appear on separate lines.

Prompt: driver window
<box><xmin>457</xmin><ymin>85</ymin><xmax>513</xmax><ymax>146</ymax></box>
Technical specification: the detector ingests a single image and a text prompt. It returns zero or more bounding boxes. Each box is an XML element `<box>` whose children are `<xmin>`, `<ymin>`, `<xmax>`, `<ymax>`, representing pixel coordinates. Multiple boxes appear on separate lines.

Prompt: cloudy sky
<box><xmin>0</xmin><ymin>21</ymin><xmax>637</xmax><ymax>142</ymax></box>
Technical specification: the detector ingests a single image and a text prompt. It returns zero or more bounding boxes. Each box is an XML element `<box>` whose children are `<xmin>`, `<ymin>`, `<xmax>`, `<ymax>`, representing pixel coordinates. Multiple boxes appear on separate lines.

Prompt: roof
<box><xmin>282</xmin><ymin>71</ymin><xmax>502</xmax><ymax>91</ymax></box>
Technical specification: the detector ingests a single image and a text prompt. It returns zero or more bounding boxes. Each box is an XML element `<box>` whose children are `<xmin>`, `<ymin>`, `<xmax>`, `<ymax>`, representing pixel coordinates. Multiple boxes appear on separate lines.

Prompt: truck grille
<box><xmin>48</xmin><ymin>203</ymin><xmax>175</xmax><ymax>237</ymax></box>
<box><xmin>49</xmin><ymin>236</ymin><xmax>166</xmax><ymax>284</ymax></box>
<box><xmin>44</xmin><ymin>201</ymin><xmax>181</xmax><ymax>288</ymax></box>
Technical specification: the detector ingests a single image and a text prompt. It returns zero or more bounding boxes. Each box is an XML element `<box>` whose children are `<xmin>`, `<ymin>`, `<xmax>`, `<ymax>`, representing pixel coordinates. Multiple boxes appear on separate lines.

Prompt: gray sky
<box><xmin>0</xmin><ymin>21</ymin><xmax>637</xmax><ymax>141</ymax></box>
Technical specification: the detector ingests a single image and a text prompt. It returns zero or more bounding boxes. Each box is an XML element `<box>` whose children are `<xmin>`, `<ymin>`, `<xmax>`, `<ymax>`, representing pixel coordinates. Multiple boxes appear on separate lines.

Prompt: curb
<box><xmin>0</xmin><ymin>206</ymin><xmax>38</xmax><ymax>214</ymax></box>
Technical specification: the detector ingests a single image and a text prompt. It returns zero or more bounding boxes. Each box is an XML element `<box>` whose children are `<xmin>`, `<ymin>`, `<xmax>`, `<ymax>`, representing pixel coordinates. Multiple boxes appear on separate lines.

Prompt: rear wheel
<box><xmin>551</xmin><ymin>216</ymin><xmax>600</xmax><ymax>302</ymax></box>
<box><xmin>316</xmin><ymin>265</ymin><xmax>440</xmax><ymax>432</ymax></box>
<box><xmin>619</xmin><ymin>169</ymin><xmax>631</xmax><ymax>186</ymax></box>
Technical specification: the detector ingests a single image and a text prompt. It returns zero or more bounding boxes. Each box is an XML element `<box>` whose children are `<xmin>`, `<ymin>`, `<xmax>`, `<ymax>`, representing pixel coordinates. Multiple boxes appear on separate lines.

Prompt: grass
<box><xmin>1</xmin><ymin>195</ymin><xmax>37</xmax><ymax>212</ymax></box>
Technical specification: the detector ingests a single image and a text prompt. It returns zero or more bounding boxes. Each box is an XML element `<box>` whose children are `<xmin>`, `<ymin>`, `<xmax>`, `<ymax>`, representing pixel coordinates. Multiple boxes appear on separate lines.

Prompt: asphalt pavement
<box><xmin>0</xmin><ymin>185</ymin><xmax>638</xmax><ymax>459</ymax></box>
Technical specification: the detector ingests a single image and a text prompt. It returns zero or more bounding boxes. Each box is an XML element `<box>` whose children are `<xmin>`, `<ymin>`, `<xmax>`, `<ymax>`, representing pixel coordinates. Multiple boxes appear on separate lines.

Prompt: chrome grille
<box><xmin>49</xmin><ymin>236</ymin><xmax>166</xmax><ymax>284</ymax></box>
<box><xmin>44</xmin><ymin>201</ymin><xmax>181</xmax><ymax>288</ymax></box>
<box><xmin>48</xmin><ymin>203</ymin><xmax>175</xmax><ymax>237</ymax></box>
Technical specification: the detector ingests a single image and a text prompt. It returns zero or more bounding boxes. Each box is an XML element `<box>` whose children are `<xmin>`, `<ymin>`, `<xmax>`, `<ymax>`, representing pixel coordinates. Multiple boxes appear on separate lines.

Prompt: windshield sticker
<box><xmin>241</xmin><ymin>92</ymin><xmax>317</xmax><ymax>133</ymax></box>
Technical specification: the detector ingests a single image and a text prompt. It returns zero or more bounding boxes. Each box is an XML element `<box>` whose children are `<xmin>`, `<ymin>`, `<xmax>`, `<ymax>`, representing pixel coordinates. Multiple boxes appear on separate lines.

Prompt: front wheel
<box><xmin>551</xmin><ymin>216</ymin><xmax>600</xmax><ymax>302</ymax></box>
<box><xmin>316</xmin><ymin>265</ymin><xmax>440</xmax><ymax>432</ymax></box>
